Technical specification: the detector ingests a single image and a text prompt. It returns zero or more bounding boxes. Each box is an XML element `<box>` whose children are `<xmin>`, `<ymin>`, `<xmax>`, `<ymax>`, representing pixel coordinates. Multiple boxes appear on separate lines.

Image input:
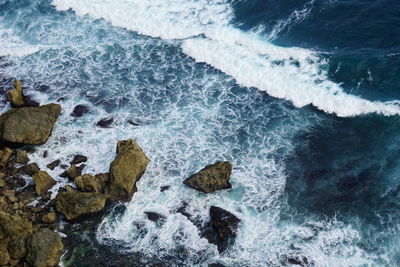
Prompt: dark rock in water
<box><xmin>23</xmin><ymin>95</ymin><xmax>40</xmax><ymax>107</ymax></box>
<box><xmin>176</xmin><ymin>201</ymin><xmax>192</xmax><ymax>220</ymax></box>
<box><xmin>56</xmin><ymin>97</ymin><xmax>64</xmax><ymax>102</ymax></box>
<box><xmin>56</xmin><ymin>191</ymin><xmax>109</xmax><ymax>220</ymax></box>
<box><xmin>127</xmin><ymin>119</ymin><xmax>140</xmax><ymax>126</ymax></box>
<box><xmin>202</xmin><ymin>206</ymin><xmax>240</xmax><ymax>253</ymax></box>
<box><xmin>71</xmin><ymin>154</ymin><xmax>87</xmax><ymax>165</ymax></box>
<box><xmin>70</xmin><ymin>104</ymin><xmax>89</xmax><ymax>117</ymax></box>
<box><xmin>43</xmin><ymin>150</ymin><xmax>48</xmax><ymax>158</ymax></box>
<box><xmin>96</xmin><ymin>117</ymin><xmax>114</xmax><ymax>128</ymax></box>
<box><xmin>26</xmin><ymin>228</ymin><xmax>63</xmax><ymax>267</ymax></box>
<box><xmin>60</xmin><ymin>164</ymin><xmax>85</xmax><ymax>180</ymax></box>
<box><xmin>183</xmin><ymin>162</ymin><xmax>232</xmax><ymax>194</ymax></box>
<box><xmin>108</xmin><ymin>139</ymin><xmax>149</xmax><ymax>202</ymax></box>
<box><xmin>22</xmin><ymin>163</ymin><xmax>40</xmax><ymax>176</ymax></box>
<box><xmin>60</xmin><ymin>164</ymin><xmax>68</xmax><ymax>169</ymax></box>
<box><xmin>36</xmin><ymin>84</ymin><xmax>50</xmax><ymax>92</ymax></box>
<box><xmin>47</xmin><ymin>159</ymin><xmax>60</xmax><ymax>170</ymax></box>
<box><xmin>160</xmin><ymin>185</ymin><xmax>170</xmax><ymax>192</ymax></box>
<box><xmin>287</xmin><ymin>255</ymin><xmax>311</xmax><ymax>266</ymax></box>
<box><xmin>208</xmin><ymin>263</ymin><xmax>226</xmax><ymax>267</ymax></box>
<box><xmin>145</xmin><ymin>212</ymin><xmax>165</xmax><ymax>222</ymax></box>
<box><xmin>0</xmin><ymin>103</ymin><xmax>61</xmax><ymax>145</ymax></box>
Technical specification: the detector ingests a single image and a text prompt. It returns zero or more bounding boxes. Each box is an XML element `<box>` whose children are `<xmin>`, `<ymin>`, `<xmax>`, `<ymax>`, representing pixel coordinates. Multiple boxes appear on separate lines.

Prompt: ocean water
<box><xmin>1</xmin><ymin>0</ymin><xmax>400</xmax><ymax>266</ymax></box>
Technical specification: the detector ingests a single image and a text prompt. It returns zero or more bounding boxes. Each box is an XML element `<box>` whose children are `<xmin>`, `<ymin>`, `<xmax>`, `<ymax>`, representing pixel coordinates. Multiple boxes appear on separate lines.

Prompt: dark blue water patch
<box><xmin>284</xmin><ymin>114</ymin><xmax>400</xmax><ymax>264</ymax></box>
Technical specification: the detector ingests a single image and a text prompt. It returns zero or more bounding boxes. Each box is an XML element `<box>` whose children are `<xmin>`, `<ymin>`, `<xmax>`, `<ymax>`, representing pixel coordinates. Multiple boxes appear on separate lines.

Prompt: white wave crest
<box><xmin>0</xmin><ymin>26</ymin><xmax>40</xmax><ymax>57</ymax></box>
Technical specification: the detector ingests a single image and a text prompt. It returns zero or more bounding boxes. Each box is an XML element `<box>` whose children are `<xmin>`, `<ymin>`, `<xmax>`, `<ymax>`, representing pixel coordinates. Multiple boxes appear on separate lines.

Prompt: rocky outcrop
<box><xmin>108</xmin><ymin>139</ymin><xmax>150</xmax><ymax>202</ymax></box>
<box><xmin>56</xmin><ymin>191</ymin><xmax>109</xmax><ymax>220</ymax></box>
<box><xmin>183</xmin><ymin>162</ymin><xmax>232</xmax><ymax>194</ymax></box>
<box><xmin>202</xmin><ymin>206</ymin><xmax>240</xmax><ymax>253</ymax></box>
<box><xmin>15</xmin><ymin>150</ymin><xmax>30</xmax><ymax>165</ymax></box>
<box><xmin>60</xmin><ymin>164</ymin><xmax>85</xmax><ymax>180</ymax></box>
<box><xmin>0</xmin><ymin>212</ymin><xmax>33</xmax><ymax>239</ymax></box>
<box><xmin>32</xmin><ymin>171</ymin><xmax>56</xmax><ymax>195</ymax></box>
<box><xmin>26</xmin><ymin>228</ymin><xmax>63</xmax><ymax>267</ymax></box>
<box><xmin>0</xmin><ymin>104</ymin><xmax>61</xmax><ymax>145</ymax></box>
<box><xmin>7</xmin><ymin>80</ymin><xmax>24</xmax><ymax>107</ymax></box>
<box><xmin>75</xmin><ymin>173</ymin><xmax>108</xmax><ymax>193</ymax></box>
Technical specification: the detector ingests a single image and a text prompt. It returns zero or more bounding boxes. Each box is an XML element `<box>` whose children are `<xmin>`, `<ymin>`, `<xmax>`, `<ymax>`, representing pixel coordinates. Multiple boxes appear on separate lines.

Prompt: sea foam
<box><xmin>52</xmin><ymin>0</ymin><xmax>400</xmax><ymax>117</ymax></box>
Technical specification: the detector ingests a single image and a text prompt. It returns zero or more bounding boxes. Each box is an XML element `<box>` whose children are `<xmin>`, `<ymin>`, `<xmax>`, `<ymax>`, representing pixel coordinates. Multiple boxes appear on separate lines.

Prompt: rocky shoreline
<box><xmin>0</xmin><ymin>81</ymin><xmax>242</xmax><ymax>266</ymax></box>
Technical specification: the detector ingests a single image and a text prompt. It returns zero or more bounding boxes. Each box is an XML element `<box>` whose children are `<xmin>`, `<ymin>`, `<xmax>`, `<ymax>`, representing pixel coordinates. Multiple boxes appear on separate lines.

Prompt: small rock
<box><xmin>70</xmin><ymin>104</ymin><xmax>89</xmax><ymax>117</ymax></box>
<box><xmin>26</xmin><ymin>228</ymin><xmax>63</xmax><ymax>267</ymax></box>
<box><xmin>60</xmin><ymin>164</ymin><xmax>85</xmax><ymax>180</ymax></box>
<box><xmin>41</xmin><ymin>212</ymin><xmax>57</xmax><ymax>224</ymax></box>
<box><xmin>7</xmin><ymin>80</ymin><xmax>24</xmax><ymax>107</ymax></box>
<box><xmin>96</xmin><ymin>117</ymin><xmax>114</xmax><ymax>128</ymax></box>
<box><xmin>36</xmin><ymin>84</ymin><xmax>50</xmax><ymax>92</ymax></box>
<box><xmin>0</xmin><ymin>239</ymin><xmax>10</xmax><ymax>266</ymax></box>
<box><xmin>127</xmin><ymin>119</ymin><xmax>140</xmax><ymax>126</ymax></box>
<box><xmin>1</xmin><ymin>190</ymin><xmax>15</xmax><ymax>198</ymax></box>
<box><xmin>144</xmin><ymin>212</ymin><xmax>165</xmax><ymax>223</ymax></box>
<box><xmin>32</xmin><ymin>171</ymin><xmax>56</xmax><ymax>195</ymax></box>
<box><xmin>23</xmin><ymin>95</ymin><xmax>40</xmax><ymax>107</ymax></box>
<box><xmin>60</xmin><ymin>164</ymin><xmax>68</xmax><ymax>169</ymax></box>
<box><xmin>47</xmin><ymin>159</ymin><xmax>60</xmax><ymax>170</ymax></box>
<box><xmin>160</xmin><ymin>185</ymin><xmax>170</xmax><ymax>192</ymax></box>
<box><xmin>183</xmin><ymin>162</ymin><xmax>232</xmax><ymax>194</ymax></box>
<box><xmin>0</xmin><ymin>147</ymin><xmax>13</xmax><ymax>167</ymax></box>
<box><xmin>43</xmin><ymin>150</ymin><xmax>48</xmax><ymax>158</ymax></box>
<box><xmin>70</xmin><ymin>155</ymin><xmax>87</xmax><ymax>165</ymax></box>
<box><xmin>0</xmin><ymin>179</ymin><xmax>5</xmax><ymax>188</ymax></box>
<box><xmin>22</xmin><ymin>163</ymin><xmax>40</xmax><ymax>176</ymax></box>
<box><xmin>15</xmin><ymin>150</ymin><xmax>30</xmax><ymax>164</ymax></box>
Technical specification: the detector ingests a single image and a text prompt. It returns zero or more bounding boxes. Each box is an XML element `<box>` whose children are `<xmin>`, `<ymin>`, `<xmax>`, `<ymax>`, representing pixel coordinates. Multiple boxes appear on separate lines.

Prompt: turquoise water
<box><xmin>1</xmin><ymin>0</ymin><xmax>400</xmax><ymax>266</ymax></box>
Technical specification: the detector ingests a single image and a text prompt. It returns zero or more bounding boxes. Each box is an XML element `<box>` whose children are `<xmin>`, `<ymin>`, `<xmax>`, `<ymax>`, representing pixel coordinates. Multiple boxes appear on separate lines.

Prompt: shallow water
<box><xmin>1</xmin><ymin>0</ymin><xmax>400</xmax><ymax>266</ymax></box>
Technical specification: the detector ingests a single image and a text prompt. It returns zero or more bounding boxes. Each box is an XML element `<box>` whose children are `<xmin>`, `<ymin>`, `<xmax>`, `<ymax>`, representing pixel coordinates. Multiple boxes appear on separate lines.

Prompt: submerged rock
<box><xmin>56</xmin><ymin>191</ymin><xmax>109</xmax><ymax>220</ymax></box>
<box><xmin>108</xmin><ymin>139</ymin><xmax>150</xmax><ymax>202</ymax></box>
<box><xmin>96</xmin><ymin>117</ymin><xmax>114</xmax><ymax>128</ymax></box>
<box><xmin>0</xmin><ymin>103</ymin><xmax>61</xmax><ymax>145</ymax></box>
<box><xmin>70</xmin><ymin>104</ymin><xmax>89</xmax><ymax>117</ymax></box>
<box><xmin>70</xmin><ymin>154</ymin><xmax>87</xmax><ymax>165</ymax></box>
<box><xmin>202</xmin><ymin>206</ymin><xmax>240</xmax><ymax>253</ymax></box>
<box><xmin>144</xmin><ymin>212</ymin><xmax>165</xmax><ymax>222</ymax></box>
<box><xmin>26</xmin><ymin>228</ymin><xmax>63</xmax><ymax>267</ymax></box>
<box><xmin>32</xmin><ymin>170</ymin><xmax>56</xmax><ymax>195</ymax></box>
<box><xmin>183</xmin><ymin>162</ymin><xmax>232</xmax><ymax>194</ymax></box>
<box><xmin>47</xmin><ymin>159</ymin><xmax>60</xmax><ymax>170</ymax></box>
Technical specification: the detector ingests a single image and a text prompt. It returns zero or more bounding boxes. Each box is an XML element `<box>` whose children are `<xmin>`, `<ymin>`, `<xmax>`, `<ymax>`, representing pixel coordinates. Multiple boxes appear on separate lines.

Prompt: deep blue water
<box><xmin>1</xmin><ymin>0</ymin><xmax>400</xmax><ymax>266</ymax></box>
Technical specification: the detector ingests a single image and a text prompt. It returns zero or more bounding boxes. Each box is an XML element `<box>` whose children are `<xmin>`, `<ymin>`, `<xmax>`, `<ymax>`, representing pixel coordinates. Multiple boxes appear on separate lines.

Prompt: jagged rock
<box><xmin>108</xmin><ymin>139</ymin><xmax>150</xmax><ymax>202</ymax></box>
<box><xmin>70</xmin><ymin>105</ymin><xmax>89</xmax><ymax>117</ymax></box>
<box><xmin>96</xmin><ymin>117</ymin><xmax>114</xmax><ymax>128</ymax></box>
<box><xmin>160</xmin><ymin>185</ymin><xmax>170</xmax><ymax>192</ymax></box>
<box><xmin>0</xmin><ymin>239</ymin><xmax>10</xmax><ymax>265</ymax></box>
<box><xmin>74</xmin><ymin>173</ymin><xmax>107</xmax><ymax>193</ymax></box>
<box><xmin>183</xmin><ymin>162</ymin><xmax>232</xmax><ymax>194</ymax></box>
<box><xmin>70</xmin><ymin>155</ymin><xmax>87</xmax><ymax>165</ymax></box>
<box><xmin>22</xmin><ymin>163</ymin><xmax>40</xmax><ymax>176</ymax></box>
<box><xmin>202</xmin><ymin>206</ymin><xmax>240</xmax><ymax>253</ymax></box>
<box><xmin>0</xmin><ymin>104</ymin><xmax>61</xmax><ymax>145</ymax></box>
<box><xmin>32</xmin><ymin>171</ymin><xmax>56</xmax><ymax>195</ymax></box>
<box><xmin>56</xmin><ymin>191</ymin><xmax>109</xmax><ymax>220</ymax></box>
<box><xmin>144</xmin><ymin>212</ymin><xmax>165</xmax><ymax>223</ymax></box>
<box><xmin>0</xmin><ymin>212</ymin><xmax>33</xmax><ymax>240</ymax></box>
<box><xmin>46</xmin><ymin>159</ymin><xmax>60</xmax><ymax>170</ymax></box>
<box><xmin>26</xmin><ymin>228</ymin><xmax>63</xmax><ymax>267</ymax></box>
<box><xmin>7</xmin><ymin>80</ymin><xmax>24</xmax><ymax>107</ymax></box>
<box><xmin>0</xmin><ymin>147</ymin><xmax>12</xmax><ymax>167</ymax></box>
<box><xmin>60</xmin><ymin>164</ymin><xmax>85</xmax><ymax>180</ymax></box>
<box><xmin>15</xmin><ymin>150</ymin><xmax>29</xmax><ymax>164</ymax></box>
<box><xmin>41</xmin><ymin>212</ymin><xmax>57</xmax><ymax>224</ymax></box>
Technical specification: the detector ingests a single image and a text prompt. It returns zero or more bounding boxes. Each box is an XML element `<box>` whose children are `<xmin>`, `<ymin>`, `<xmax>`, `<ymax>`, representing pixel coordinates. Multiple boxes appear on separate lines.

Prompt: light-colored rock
<box><xmin>183</xmin><ymin>161</ymin><xmax>232</xmax><ymax>194</ymax></box>
<box><xmin>0</xmin><ymin>147</ymin><xmax>12</xmax><ymax>167</ymax></box>
<box><xmin>7</xmin><ymin>80</ymin><xmax>24</xmax><ymax>107</ymax></box>
<box><xmin>0</xmin><ymin>212</ymin><xmax>33</xmax><ymax>240</ymax></box>
<box><xmin>41</xmin><ymin>212</ymin><xmax>57</xmax><ymax>224</ymax></box>
<box><xmin>108</xmin><ymin>139</ymin><xmax>149</xmax><ymax>202</ymax></box>
<box><xmin>15</xmin><ymin>150</ymin><xmax>30</xmax><ymax>164</ymax></box>
<box><xmin>0</xmin><ymin>104</ymin><xmax>61</xmax><ymax>145</ymax></box>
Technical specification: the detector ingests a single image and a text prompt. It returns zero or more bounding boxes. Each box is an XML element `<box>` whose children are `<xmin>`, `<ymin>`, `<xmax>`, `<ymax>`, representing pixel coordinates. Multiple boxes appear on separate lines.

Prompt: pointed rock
<box><xmin>32</xmin><ymin>171</ymin><xmax>56</xmax><ymax>195</ymax></box>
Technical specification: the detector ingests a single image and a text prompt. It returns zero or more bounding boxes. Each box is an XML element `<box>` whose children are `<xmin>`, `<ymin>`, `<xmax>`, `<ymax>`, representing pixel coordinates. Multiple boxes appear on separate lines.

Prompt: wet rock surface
<box><xmin>70</xmin><ymin>104</ymin><xmax>89</xmax><ymax>117</ymax></box>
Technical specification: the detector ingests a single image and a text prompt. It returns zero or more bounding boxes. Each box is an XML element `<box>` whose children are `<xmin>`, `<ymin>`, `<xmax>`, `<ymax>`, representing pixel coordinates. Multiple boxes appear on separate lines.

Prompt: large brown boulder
<box><xmin>32</xmin><ymin>171</ymin><xmax>56</xmax><ymax>195</ymax></box>
<box><xmin>56</xmin><ymin>191</ymin><xmax>109</xmax><ymax>220</ymax></box>
<box><xmin>0</xmin><ymin>212</ymin><xmax>33</xmax><ymax>240</ymax></box>
<box><xmin>26</xmin><ymin>228</ymin><xmax>63</xmax><ymax>267</ymax></box>
<box><xmin>108</xmin><ymin>139</ymin><xmax>149</xmax><ymax>202</ymax></box>
<box><xmin>7</xmin><ymin>80</ymin><xmax>24</xmax><ymax>107</ymax></box>
<box><xmin>0</xmin><ymin>104</ymin><xmax>61</xmax><ymax>145</ymax></box>
<box><xmin>183</xmin><ymin>162</ymin><xmax>232</xmax><ymax>194</ymax></box>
